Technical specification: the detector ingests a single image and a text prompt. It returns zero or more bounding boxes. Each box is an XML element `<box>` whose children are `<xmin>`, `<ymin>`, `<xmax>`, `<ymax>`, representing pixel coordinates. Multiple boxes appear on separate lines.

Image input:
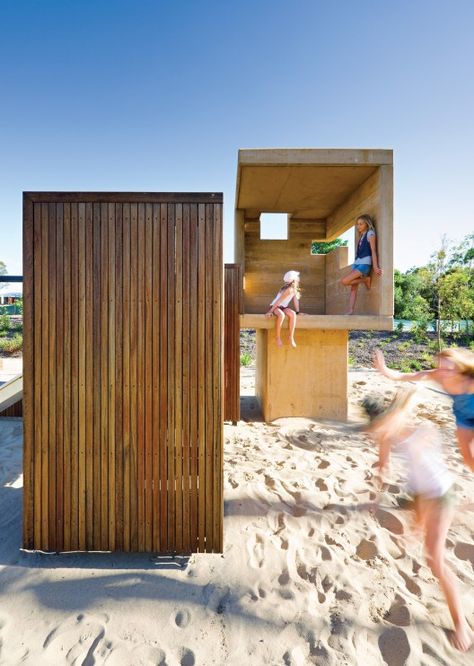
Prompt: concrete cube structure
<box><xmin>235</xmin><ymin>148</ymin><xmax>393</xmax><ymax>421</ymax></box>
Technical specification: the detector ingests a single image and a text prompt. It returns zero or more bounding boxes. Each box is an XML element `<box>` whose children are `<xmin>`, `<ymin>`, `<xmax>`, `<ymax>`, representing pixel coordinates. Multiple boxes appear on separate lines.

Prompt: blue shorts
<box><xmin>352</xmin><ymin>263</ymin><xmax>371</xmax><ymax>276</ymax></box>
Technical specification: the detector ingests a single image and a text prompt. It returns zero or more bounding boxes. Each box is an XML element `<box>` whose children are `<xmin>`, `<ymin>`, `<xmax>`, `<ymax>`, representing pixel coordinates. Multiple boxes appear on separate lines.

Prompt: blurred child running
<box><xmin>374</xmin><ymin>347</ymin><xmax>474</xmax><ymax>471</ymax></box>
<box><xmin>361</xmin><ymin>388</ymin><xmax>473</xmax><ymax>652</ymax></box>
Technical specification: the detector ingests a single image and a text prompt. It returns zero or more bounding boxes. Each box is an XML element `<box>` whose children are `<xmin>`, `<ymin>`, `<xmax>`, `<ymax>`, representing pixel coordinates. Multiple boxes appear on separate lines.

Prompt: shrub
<box><xmin>0</xmin><ymin>313</ymin><xmax>10</xmax><ymax>332</ymax></box>
<box><xmin>0</xmin><ymin>334</ymin><xmax>22</xmax><ymax>354</ymax></box>
<box><xmin>240</xmin><ymin>352</ymin><xmax>253</xmax><ymax>367</ymax></box>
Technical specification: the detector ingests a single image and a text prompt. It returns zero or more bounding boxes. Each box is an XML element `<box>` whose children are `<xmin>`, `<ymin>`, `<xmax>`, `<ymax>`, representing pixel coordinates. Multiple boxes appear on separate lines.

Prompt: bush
<box><xmin>0</xmin><ymin>313</ymin><xmax>10</xmax><ymax>332</ymax></box>
<box><xmin>0</xmin><ymin>333</ymin><xmax>22</xmax><ymax>354</ymax></box>
<box><xmin>240</xmin><ymin>352</ymin><xmax>253</xmax><ymax>367</ymax></box>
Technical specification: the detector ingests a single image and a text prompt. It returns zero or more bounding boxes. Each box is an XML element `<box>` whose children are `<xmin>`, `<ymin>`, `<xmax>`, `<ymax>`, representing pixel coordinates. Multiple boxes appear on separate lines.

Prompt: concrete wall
<box><xmin>243</xmin><ymin>217</ymin><xmax>326</xmax><ymax>315</ymax></box>
<box><xmin>325</xmin><ymin>167</ymin><xmax>393</xmax><ymax>316</ymax></box>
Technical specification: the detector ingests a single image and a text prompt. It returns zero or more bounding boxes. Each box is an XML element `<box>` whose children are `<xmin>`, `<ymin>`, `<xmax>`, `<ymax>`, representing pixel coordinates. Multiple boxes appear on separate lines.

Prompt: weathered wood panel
<box><xmin>224</xmin><ymin>264</ymin><xmax>241</xmax><ymax>423</ymax></box>
<box><xmin>23</xmin><ymin>192</ymin><xmax>223</xmax><ymax>553</ymax></box>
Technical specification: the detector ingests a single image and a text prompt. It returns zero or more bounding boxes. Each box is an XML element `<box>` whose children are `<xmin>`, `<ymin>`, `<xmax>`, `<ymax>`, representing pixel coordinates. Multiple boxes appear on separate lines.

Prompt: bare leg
<box><xmin>285</xmin><ymin>309</ymin><xmax>297</xmax><ymax>347</ymax></box>
<box><xmin>422</xmin><ymin>498</ymin><xmax>473</xmax><ymax>651</ymax></box>
<box><xmin>456</xmin><ymin>427</ymin><xmax>474</xmax><ymax>471</ymax></box>
<box><xmin>274</xmin><ymin>309</ymin><xmax>285</xmax><ymax>347</ymax></box>
<box><xmin>346</xmin><ymin>285</ymin><xmax>358</xmax><ymax>315</ymax></box>
<box><xmin>341</xmin><ymin>270</ymin><xmax>364</xmax><ymax>314</ymax></box>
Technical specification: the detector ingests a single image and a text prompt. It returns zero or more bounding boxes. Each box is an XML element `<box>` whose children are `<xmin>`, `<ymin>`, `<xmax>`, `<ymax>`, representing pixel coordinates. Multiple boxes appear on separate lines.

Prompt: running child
<box><xmin>361</xmin><ymin>389</ymin><xmax>473</xmax><ymax>652</ymax></box>
<box><xmin>374</xmin><ymin>347</ymin><xmax>474</xmax><ymax>471</ymax></box>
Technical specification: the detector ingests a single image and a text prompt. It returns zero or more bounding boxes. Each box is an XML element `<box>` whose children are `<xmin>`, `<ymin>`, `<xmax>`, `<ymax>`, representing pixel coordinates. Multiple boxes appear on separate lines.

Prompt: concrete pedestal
<box><xmin>256</xmin><ymin>328</ymin><xmax>348</xmax><ymax>422</ymax></box>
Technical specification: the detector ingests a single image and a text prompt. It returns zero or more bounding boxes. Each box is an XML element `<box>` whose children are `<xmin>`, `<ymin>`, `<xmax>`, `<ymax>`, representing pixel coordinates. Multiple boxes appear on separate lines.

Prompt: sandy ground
<box><xmin>0</xmin><ymin>369</ymin><xmax>473</xmax><ymax>665</ymax></box>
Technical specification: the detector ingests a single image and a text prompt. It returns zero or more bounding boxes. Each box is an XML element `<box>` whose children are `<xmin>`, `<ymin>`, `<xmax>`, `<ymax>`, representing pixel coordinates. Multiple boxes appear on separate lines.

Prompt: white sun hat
<box><xmin>283</xmin><ymin>270</ymin><xmax>300</xmax><ymax>283</ymax></box>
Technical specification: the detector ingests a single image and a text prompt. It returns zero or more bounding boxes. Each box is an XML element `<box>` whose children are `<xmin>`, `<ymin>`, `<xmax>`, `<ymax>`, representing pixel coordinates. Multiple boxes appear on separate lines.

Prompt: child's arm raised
<box><xmin>374</xmin><ymin>349</ymin><xmax>439</xmax><ymax>383</ymax></box>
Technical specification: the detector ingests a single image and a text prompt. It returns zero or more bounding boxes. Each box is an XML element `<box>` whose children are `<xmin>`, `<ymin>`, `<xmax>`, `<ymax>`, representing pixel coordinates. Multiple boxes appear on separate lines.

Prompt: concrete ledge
<box><xmin>240</xmin><ymin>314</ymin><xmax>393</xmax><ymax>331</ymax></box>
<box><xmin>0</xmin><ymin>375</ymin><xmax>23</xmax><ymax>412</ymax></box>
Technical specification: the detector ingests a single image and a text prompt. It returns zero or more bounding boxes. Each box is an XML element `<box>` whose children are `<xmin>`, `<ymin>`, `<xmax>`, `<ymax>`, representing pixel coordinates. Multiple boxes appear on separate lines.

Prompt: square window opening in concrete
<box><xmin>259</xmin><ymin>213</ymin><xmax>288</xmax><ymax>240</ymax></box>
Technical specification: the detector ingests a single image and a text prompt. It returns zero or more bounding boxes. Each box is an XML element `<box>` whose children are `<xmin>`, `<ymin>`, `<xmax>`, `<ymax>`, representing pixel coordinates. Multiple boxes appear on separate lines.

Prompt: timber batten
<box><xmin>23</xmin><ymin>193</ymin><xmax>223</xmax><ymax>553</ymax></box>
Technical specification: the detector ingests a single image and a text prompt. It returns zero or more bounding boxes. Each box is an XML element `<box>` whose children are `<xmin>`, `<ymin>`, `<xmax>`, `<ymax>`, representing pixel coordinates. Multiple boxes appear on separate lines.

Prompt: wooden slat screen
<box><xmin>23</xmin><ymin>193</ymin><xmax>223</xmax><ymax>553</ymax></box>
<box><xmin>224</xmin><ymin>264</ymin><xmax>241</xmax><ymax>423</ymax></box>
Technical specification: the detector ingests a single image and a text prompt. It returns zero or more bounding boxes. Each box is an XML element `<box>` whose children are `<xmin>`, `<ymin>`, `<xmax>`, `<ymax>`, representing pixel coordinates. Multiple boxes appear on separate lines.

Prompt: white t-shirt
<box><xmin>393</xmin><ymin>424</ymin><xmax>453</xmax><ymax>498</ymax></box>
<box><xmin>271</xmin><ymin>288</ymin><xmax>295</xmax><ymax>308</ymax></box>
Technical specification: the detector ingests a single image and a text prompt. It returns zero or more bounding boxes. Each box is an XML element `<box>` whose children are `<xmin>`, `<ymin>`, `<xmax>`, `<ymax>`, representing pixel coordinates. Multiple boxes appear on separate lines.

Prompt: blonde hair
<box><xmin>279</xmin><ymin>278</ymin><xmax>301</xmax><ymax>299</ymax></box>
<box><xmin>438</xmin><ymin>347</ymin><xmax>474</xmax><ymax>378</ymax></box>
<box><xmin>356</xmin><ymin>214</ymin><xmax>376</xmax><ymax>235</ymax></box>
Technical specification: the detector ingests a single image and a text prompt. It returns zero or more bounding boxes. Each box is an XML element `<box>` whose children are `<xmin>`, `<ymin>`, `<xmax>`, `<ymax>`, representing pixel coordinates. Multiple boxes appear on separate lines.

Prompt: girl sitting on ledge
<box><xmin>341</xmin><ymin>214</ymin><xmax>383</xmax><ymax>314</ymax></box>
<box><xmin>265</xmin><ymin>270</ymin><xmax>301</xmax><ymax>348</ymax></box>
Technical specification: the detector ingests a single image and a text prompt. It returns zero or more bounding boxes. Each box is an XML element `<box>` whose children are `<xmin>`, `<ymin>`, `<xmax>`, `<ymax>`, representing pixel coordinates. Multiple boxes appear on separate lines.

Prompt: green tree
<box><xmin>394</xmin><ymin>268</ymin><xmax>432</xmax><ymax>320</ymax></box>
<box><xmin>311</xmin><ymin>238</ymin><xmax>348</xmax><ymax>255</ymax></box>
<box><xmin>438</xmin><ymin>268</ymin><xmax>474</xmax><ymax>332</ymax></box>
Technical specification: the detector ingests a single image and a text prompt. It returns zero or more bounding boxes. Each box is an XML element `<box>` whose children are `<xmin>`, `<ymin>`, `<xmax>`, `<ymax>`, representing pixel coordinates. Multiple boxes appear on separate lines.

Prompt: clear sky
<box><xmin>1</xmin><ymin>0</ymin><xmax>473</xmax><ymax>277</ymax></box>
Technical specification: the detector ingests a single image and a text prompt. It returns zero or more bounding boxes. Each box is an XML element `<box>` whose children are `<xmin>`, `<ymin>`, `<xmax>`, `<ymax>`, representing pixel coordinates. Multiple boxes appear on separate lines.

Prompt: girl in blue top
<box><xmin>374</xmin><ymin>347</ymin><xmax>474</xmax><ymax>472</ymax></box>
<box><xmin>341</xmin><ymin>214</ymin><xmax>383</xmax><ymax>314</ymax></box>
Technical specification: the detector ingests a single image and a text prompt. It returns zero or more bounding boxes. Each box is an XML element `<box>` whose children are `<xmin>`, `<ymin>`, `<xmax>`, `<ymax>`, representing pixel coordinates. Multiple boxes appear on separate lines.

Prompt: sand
<box><xmin>0</xmin><ymin>369</ymin><xmax>473</xmax><ymax>665</ymax></box>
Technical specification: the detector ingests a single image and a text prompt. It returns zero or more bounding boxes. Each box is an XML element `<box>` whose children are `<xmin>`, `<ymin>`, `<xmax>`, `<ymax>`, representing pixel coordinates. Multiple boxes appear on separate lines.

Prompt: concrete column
<box><xmin>256</xmin><ymin>328</ymin><xmax>348</xmax><ymax>421</ymax></box>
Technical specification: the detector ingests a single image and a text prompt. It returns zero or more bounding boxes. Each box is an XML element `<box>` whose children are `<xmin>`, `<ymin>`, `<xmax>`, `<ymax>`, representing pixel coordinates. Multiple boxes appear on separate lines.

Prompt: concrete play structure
<box><xmin>235</xmin><ymin>148</ymin><xmax>393</xmax><ymax>421</ymax></box>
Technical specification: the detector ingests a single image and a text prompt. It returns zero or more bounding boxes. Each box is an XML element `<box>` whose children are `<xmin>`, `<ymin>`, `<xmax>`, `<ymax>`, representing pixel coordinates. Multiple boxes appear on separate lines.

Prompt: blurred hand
<box><xmin>373</xmin><ymin>348</ymin><xmax>386</xmax><ymax>371</ymax></box>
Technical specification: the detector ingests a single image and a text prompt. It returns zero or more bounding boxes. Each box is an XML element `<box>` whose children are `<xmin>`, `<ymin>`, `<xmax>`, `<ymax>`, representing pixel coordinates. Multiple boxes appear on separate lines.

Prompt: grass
<box><xmin>0</xmin><ymin>334</ymin><xmax>23</xmax><ymax>354</ymax></box>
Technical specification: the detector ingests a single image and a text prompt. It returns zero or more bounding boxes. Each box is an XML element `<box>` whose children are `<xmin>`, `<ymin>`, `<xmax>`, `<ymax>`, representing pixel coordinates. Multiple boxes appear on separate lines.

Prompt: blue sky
<box><xmin>1</xmin><ymin>0</ymin><xmax>473</xmax><ymax>277</ymax></box>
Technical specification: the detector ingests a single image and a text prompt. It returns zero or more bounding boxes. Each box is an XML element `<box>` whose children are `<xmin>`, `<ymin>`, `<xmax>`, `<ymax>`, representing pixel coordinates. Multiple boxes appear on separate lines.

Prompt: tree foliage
<box><xmin>311</xmin><ymin>238</ymin><xmax>348</xmax><ymax>255</ymax></box>
<box><xmin>394</xmin><ymin>233</ymin><xmax>473</xmax><ymax>339</ymax></box>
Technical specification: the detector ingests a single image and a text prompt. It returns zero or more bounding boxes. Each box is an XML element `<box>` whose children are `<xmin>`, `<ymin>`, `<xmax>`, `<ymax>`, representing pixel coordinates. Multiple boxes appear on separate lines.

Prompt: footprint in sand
<box><xmin>178</xmin><ymin>647</ymin><xmax>196</xmax><ymax>666</ymax></box>
<box><xmin>356</xmin><ymin>539</ymin><xmax>378</xmax><ymax>560</ymax></box>
<box><xmin>227</xmin><ymin>476</ymin><xmax>239</xmax><ymax>489</ymax></box>
<box><xmin>278</xmin><ymin>569</ymin><xmax>290</xmax><ymax>585</ymax></box>
<box><xmin>247</xmin><ymin>532</ymin><xmax>264</xmax><ymax>568</ymax></box>
<box><xmin>378</xmin><ymin>627</ymin><xmax>410</xmax><ymax>666</ymax></box>
<box><xmin>296</xmin><ymin>558</ymin><xmax>317</xmax><ymax>585</ymax></box>
<box><xmin>42</xmin><ymin>613</ymin><xmax>108</xmax><ymax>665</ymax></box>
<box><xmin>320</xmin><ymin>546</ymin><xmax>332</xmax><ymax>561</ymax></box>
<box><xmin>335</xmin><ymin>589</ymin><xmax>352</xmax><ymax>601</ymax></box>
<box><xmin>131</xmin><ymin>645</ymin><xmax>167</xmax><ymax>665</ymax></box>
<box><xmin>384</xmin><ymin>595</ymin><xmax>410</xmax><ymax>627</ymax></box>
<box><xmin>315</xmin><ymin>478</ymin><xmax>328</xmax><ymax>491</ymax></box>
<box><xmin>397</xmin><ymin>569</ymin><xmax>421</xmax><ymax>597</ymax></box>
<box><xmin>375</xmin><ymin>509</ymin><xmax>404</xmax><ymax>535</ymax></box>
<box><xmin>454</xmin><ymin>541</ymin><xmax>474</xmax><ymax>567</ymax></box>
<box><xmin>174</xmin><ymin>609</ymin><xmax>191</xmax><ymax>629</ymax></box>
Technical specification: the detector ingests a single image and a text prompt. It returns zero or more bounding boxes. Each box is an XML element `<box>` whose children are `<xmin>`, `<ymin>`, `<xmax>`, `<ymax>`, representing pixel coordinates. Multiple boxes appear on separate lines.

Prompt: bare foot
<box><xmin>450</xmin><ymin>621</ymin><xmax>474</xmax><ymax>652</ymax></box>
<box><xmin>345</xmin><ymin>311</ymin><xmax>354</xmax><ymax>315</ymax></box>
<box><xmin>290</xmin><ymin>339</ymin><xmax>297</xmax><ymax>348</ymax></box>
<box><xmin>363</xmin><ymin>276</ymin><xmax>372</xmax><ymax>290</ymax></box>
<box><xmin>276</xmin><ymin>339</ymin><xmax>283</xmax><ymax>348</ymax></box>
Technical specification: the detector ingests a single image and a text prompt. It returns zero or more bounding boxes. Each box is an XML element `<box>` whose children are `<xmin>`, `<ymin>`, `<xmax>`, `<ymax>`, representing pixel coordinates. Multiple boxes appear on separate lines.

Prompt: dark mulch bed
<box><xmin>240</xmin><ymin>329</ymin><xmax>473</xmax><ymax>370</ymax></box>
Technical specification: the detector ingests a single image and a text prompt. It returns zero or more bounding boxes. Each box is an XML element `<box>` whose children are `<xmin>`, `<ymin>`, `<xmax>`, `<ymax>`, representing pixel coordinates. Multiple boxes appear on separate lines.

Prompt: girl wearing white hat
<box><xmin>265</xmin><ymin>270</ymin><xmax>301</xmax><ymax>347</ymax></box>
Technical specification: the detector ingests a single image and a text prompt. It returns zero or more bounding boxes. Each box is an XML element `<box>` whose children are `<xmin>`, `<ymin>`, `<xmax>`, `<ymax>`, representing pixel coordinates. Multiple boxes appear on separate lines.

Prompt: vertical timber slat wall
<box><xmin>224</xmin><ymin>264</ymin><xmax>241</xmax><ymax>423</ymax></box>
<box><xmin>23</xmin><ymin>192</ymin><xmax>223</xmax><ymax>553</ymax></box>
